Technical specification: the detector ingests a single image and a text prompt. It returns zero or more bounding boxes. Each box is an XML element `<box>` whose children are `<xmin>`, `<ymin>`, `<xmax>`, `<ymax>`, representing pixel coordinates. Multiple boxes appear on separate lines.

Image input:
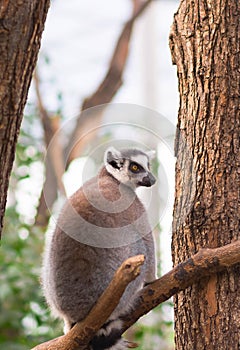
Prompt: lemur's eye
<box><xmin>130</xmin><ymin>162</ymin><xmax>141</xmax><ymax>173</ymax></box>
<box><xmin>132</xmin><ymin>164</ymin><xmax>138</xmax><ymax>171</ymax></box>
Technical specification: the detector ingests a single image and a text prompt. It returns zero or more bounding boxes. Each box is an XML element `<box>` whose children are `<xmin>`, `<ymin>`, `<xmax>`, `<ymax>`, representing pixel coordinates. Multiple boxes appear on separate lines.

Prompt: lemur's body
<box><xmin>42</xmin><ymin>148</ymin><xmax>157</xmax><ymax>350</ymax></box>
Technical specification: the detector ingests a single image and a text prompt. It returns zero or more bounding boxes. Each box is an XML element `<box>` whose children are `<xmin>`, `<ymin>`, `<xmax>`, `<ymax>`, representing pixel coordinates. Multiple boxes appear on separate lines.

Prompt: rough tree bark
<box><xmin>170</xmin><ymin>0</ymin><xmax>239</xmax><ymax>349</ymax></box>
<box><xmin>0</xmin><ymin>0</ymin><xmax>50</xmax><ymax>238</ymax></box>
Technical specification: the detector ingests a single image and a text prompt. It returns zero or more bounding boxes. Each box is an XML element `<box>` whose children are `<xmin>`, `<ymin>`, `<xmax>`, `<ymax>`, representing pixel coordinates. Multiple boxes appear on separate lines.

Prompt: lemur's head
<box><xmin>104</xmin><ymin>147</ymin><xmax>156</xmax><ymax>190</ymax></box>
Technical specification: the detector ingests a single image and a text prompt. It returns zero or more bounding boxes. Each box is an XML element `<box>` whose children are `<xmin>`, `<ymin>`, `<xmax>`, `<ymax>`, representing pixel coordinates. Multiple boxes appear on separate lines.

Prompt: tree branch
<box><xmin>32</xmin><ymin>240</ymin><xmax>240</xmax><ymax>349</ymax></box>
<box><xmin>34</xmin><ymin>71</ymin><xmax>66</xmax><ymax>226</ymax></box>
<box><xmin>120</xmin><ymin>240</ymin><xmax>240</xmax><ymax>332</ymax></box>
<box><xmin>65</xmin><ymin>0</ymin><xmax>153</xmax><ymax>166</ymax></box>
<box><xmin>82</xmin><ymin>0</ymin><xmax>152</xmax><ymax>110</ymax></box>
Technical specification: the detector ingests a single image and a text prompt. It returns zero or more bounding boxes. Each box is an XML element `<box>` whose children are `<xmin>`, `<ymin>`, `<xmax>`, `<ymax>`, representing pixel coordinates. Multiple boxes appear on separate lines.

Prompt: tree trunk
<box><xmin>170</xmin><ymin>1</ymin><xmax>239</xmax><ymax>349</ymax></box>
<box><xmin>0</xmin><ymin>0</ymin><xmax>50</xmax><ymax>238</ymax></box>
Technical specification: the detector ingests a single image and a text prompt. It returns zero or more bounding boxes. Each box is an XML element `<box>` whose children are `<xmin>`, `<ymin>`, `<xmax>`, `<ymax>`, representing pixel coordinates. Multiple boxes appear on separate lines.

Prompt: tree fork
<box><xmin>32</xmin><ymin>240</ymin><xmax>240</xmax><ymax>350</ymax></box>
<box><xmin>32</xmin><ymin>255</ymin><xmax>145</xmax><ymax>350</ymax></box>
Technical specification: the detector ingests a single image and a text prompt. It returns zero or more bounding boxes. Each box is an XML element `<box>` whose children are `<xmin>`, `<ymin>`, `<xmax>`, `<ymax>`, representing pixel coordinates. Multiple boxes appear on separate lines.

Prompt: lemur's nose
<box><xmin>142</xmin><ymin>173</ymin><xmax>156</xmax><ymax>187</ymax></box>
<box><xmin>148</xmin><ymin>172</ymin><xmax>156</xmax><ymax>186</ymax></box>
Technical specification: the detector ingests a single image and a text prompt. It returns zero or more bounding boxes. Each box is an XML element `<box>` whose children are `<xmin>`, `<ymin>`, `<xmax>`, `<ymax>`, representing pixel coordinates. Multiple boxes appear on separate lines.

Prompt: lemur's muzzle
<box><xmin>140</xmin><ymin>172</ymin><xmax>156</xmax><ymax>187</ymax></box>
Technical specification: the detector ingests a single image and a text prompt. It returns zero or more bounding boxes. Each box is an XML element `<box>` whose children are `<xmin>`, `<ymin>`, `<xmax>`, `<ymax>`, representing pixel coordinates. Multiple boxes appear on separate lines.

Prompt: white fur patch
<box><xmin>130</xmin><ymin>155</ymin><xmax>149</xmax><ymax>170</ymax></box>
<box><xmin>96</xmin><ymin>319</ymin><xmax>123</xmax><ymax>337</ymax></box>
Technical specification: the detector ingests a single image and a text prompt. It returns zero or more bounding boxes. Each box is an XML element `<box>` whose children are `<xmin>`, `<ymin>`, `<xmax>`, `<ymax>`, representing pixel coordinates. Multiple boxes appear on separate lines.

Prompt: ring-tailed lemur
<box><xmin>42</xmin><ymin>147</ymin><xmax>157</xmax><ymax>349</ymax></box>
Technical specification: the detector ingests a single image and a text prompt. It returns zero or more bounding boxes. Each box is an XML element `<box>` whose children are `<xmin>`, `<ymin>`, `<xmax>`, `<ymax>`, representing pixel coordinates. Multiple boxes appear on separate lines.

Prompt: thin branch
<box><xmin>31</xmin><ymin>255</ymin><xmax>145</xmax><ymax>350</ymax></box>
<box><xmin>32</xmin><ymin>240</ymin><xmax>240</xmax><ymax>349</ymax></box>
<box><xmin>35</xmin><ymin>155</ymin><xmax>58</xmax><ymax>226</ymax></box>
<box><xmin>34</xmin><ymin>71</ymin><xmax>66</xmax><ymax>225</ymax></box>
<box><xmin>82</xmin><ymin>0</ymin><xmax>152</xmax><ymax>110</ymax></box>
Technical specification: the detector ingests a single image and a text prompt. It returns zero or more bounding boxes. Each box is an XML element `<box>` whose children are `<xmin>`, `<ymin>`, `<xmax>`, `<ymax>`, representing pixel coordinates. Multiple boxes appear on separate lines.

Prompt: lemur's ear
<box><xmin>146</xmin><ymin>150</ymin><xmax>156</xmax><ymax>161</ymax></box>
<box><xmin>104</xmin><ymin>147</ymin><xmax>122</xmax><ymax>169</ymax></box>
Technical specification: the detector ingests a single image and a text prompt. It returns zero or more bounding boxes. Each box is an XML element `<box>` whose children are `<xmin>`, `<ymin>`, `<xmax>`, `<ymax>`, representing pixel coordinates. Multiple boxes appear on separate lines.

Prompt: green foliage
<box><xmin>0</xmin><ymin>109</ymin><xmax>62</xmax><ymax>349</ymax></box>
<box><xmin>132</xmin><ymin>303</ymin><xmax>174</xmax><ymax>350</ymax></box>
<box><xmin>0</xmin><ymin>219</ymin><xmax>62</xmax><ymax>349</ymax></box>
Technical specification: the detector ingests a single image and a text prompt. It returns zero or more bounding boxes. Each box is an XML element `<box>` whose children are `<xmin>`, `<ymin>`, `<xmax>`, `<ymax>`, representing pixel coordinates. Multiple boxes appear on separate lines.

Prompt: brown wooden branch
<box><xmin>31</xmin><ymin>255</ymin><xmax>145</xmax><ymax>350</ymax></box>
<box><xmin>35</xmin><ymin>155</ymin><xmax>58</xmax><ymax>226</ymax></box>
<box><xmin>120</xmin><ymin>240</ymin><xmax>240</xmax><ymax>333</ymax></box>
<box><xmin>82</xmin><ymin>0</ymin><xmax>152</xmax><ymax>110</ymax></box>
<box><xmin>34</xmin><ymin>71</ymin><xmax>66</xmax><ymax>226</ymax></box>
<box><xmin>65</xmin><ymin>0</ymin><xmax>153</xmax><ymax>166</ymax></box>
<box><xmin>32</xmin><ymin>241</ymin><xmax>240</xmax><ymax>349</ymax></box>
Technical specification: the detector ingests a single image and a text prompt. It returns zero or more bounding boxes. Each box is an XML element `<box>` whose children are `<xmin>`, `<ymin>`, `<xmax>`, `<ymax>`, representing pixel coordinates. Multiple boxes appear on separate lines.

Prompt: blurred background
<box><xmin>0</xmin><ymin>1</ymin><xmax>179</xmax><ymax>349</ymax></box>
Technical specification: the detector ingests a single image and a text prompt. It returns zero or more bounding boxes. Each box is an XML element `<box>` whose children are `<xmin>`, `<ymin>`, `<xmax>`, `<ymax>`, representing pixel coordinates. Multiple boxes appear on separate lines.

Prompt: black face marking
<box><xmin>109</xmin><ymin>160</ymin><xmax>120</xmax><ymax>169</ymax></box>
<box><xmin>129</xmin><ymin>161</ymin><xmax>145</xmax><ymax>174</ymax></box>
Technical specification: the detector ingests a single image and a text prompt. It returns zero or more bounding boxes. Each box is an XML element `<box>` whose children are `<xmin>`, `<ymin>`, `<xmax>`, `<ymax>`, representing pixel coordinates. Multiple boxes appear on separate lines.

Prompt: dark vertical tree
<box><xmin>170</xmin><ymin>0</ymin><xmax>239</xmax><ymax>348</ymax></box>
<box><xmin>0</xmin><ymin>0</ymin><xmax>50</xmax><ymax>237</ymax></box>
